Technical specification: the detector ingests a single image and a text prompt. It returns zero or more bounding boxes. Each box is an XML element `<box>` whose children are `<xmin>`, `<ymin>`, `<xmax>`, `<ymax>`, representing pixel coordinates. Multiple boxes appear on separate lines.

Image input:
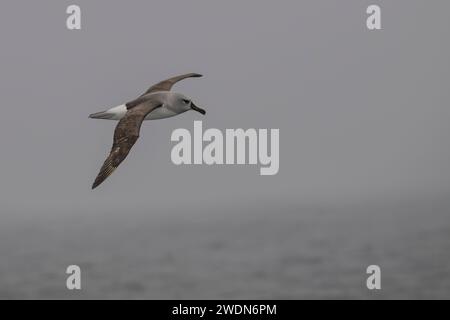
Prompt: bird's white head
<box><xmin>167</xmin><ymin>92</ymin><xmax>206</xmax><ymax>115</ymax></box>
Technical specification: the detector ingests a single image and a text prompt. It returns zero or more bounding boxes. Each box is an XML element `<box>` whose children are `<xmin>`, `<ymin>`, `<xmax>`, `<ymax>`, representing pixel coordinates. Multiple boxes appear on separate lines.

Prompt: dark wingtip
<box><xmin>91</xmin><ymin>179</ymin><xmax>102</xmax><ymax>190</ymax></box>
<box><xmin>191</xmin><ymin>73</ymin><xmax>203</xmax><ymax>78</ymax></box>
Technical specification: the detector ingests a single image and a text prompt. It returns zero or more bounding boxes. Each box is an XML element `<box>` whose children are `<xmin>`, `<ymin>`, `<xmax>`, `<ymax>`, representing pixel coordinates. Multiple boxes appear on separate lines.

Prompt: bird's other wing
<box><xmin>141</xmin><ymin>73</ymin><xmax>202</xmax><ymax>96</ymax></box>
<box><xmin>92</xmin><ymin>100</ymin><xmax>162</xmax><ymax>189</ymax></box>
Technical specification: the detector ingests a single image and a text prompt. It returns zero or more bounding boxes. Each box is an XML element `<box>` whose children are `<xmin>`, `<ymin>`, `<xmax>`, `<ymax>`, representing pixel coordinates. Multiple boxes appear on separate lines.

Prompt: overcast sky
<box><xmin>0</xmin><ymin>0</ymin><xmax>449</xmax><ymax>216</ymax></box>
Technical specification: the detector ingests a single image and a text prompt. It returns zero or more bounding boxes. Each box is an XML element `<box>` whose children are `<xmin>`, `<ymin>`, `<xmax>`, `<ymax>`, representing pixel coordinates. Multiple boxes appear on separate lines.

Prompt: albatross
<box><xmin>89</xmin><ymin>73</ymin><xmax>206</xmax><ymax>189</ymax></box>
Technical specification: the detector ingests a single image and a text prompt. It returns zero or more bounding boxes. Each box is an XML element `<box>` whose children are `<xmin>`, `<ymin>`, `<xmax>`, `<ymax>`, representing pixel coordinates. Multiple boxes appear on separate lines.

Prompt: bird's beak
<box><xmin>191</xmin><ymin>102</ymin><xmax>206</xmax><ymax>115</ymax></box>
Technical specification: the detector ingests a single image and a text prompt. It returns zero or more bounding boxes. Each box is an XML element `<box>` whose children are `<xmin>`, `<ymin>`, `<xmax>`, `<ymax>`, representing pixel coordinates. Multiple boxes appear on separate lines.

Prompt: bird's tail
<box><xmin>89</xmin><ymin>104</ymin><xmax>127</xmax><ymax>120</ymax></box>
<box><xmin>89</xmin><ymin>110</ymin><xmax>116</xmax><ymax>120</ymax></box>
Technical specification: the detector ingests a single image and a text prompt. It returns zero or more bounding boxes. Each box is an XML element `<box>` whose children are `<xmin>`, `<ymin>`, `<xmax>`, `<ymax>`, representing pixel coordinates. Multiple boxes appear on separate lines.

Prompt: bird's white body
<box><xmin>102</xmin><ymin>103</ymin><xmax>178</xmax><ymax>120</ymax></box>
<box><xmin>90</xmin><ymin>92</ymin><xmax>196</xmax><ymax>121</ymax></box>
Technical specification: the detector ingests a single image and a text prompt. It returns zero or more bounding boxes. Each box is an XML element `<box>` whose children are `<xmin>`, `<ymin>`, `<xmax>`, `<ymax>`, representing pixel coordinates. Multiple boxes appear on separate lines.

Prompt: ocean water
<box><xmin>0</xmin><ymin>199</ymin><xmax>449</xmax><ymax>299</ymax></box>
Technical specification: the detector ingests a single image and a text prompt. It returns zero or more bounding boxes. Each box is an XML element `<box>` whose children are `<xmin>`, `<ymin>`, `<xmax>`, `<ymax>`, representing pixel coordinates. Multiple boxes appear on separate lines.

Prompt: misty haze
<box><xmin>0</xmin><ymin>1</ymin><xmax>449</xmax><ymax>299</ymax></box>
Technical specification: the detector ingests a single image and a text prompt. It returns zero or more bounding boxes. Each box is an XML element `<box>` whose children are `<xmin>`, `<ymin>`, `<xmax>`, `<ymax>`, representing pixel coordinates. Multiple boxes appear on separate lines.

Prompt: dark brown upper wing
<box><xmin>92</xmin><ymin>101</ymin><xmax>161</xmax><ymax>189</ymax></box>
<box><xmin>141</xmin><ymin>73</ymin><xmax>202</xmax><ymax>96</ymax></box>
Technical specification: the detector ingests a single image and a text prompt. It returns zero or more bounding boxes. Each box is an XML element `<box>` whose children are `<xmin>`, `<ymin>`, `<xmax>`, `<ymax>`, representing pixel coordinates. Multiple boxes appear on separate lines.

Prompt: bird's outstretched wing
<box><xmin>92</xmin><ymin>101</ymin><xmax>162</xmax><ymax>189</ymax></box>
<box><xmin>141</xmin><ymin>73</ymin><xmax>202</xmax><ymax>96</ymax></box>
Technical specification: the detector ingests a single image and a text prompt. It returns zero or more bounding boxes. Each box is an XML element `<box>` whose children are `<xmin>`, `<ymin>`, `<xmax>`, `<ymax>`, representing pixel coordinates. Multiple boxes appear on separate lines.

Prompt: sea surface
<box><xmin>0</xmin><ymin>198</ymin><xmax>449</xmax><ymax>299</ymax></box>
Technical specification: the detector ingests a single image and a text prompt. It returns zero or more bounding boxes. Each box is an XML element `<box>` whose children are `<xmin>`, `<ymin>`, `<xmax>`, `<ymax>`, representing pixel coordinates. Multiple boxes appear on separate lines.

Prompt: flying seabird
<box><xmin>89</xmin><ymin>73</ymin><xmax>206</xmax><ymax>189</ymax></box>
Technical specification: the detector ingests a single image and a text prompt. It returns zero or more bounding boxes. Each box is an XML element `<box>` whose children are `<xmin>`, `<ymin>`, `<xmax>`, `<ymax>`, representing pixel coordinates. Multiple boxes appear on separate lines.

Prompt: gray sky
<box><xmin>0</xmin><ymin>0</ymin><xmax>449</xmax><ymax>215</ymax></box>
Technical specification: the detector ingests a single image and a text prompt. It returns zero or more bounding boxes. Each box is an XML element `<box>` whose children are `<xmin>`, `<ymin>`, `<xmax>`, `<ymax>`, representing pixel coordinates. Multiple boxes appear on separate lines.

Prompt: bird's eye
<box><xmin>182</xmin><ymin>99</ymin><xmax>190</xmax><ymax>104</ymax></box>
